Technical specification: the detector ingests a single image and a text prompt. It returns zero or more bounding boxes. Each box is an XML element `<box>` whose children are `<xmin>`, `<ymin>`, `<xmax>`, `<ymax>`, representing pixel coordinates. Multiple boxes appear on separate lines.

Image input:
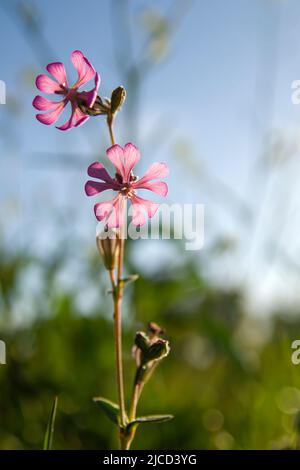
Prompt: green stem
<box><xmin>109</xmin><ymin>268</ymin><xmax>126</xmax><ymax>432</ymax></box>
<box><xmin>107</xmin><ymin>114</ymin><xmax>115</xmax><ymax>145</ymax></box>
<box><xmin>129</xmin><ymin>383</ymin><xmax>140</xmax><ymax>422</ymax></box>
<box><xmin>107</xmin><ymin>119</ymin><xmax>126</xmax><ymax>447</ymax></box>
<box><xmin>122</xmin><ymin>384</ymin><xmax>142</xmax><ymax>450</ymax></box>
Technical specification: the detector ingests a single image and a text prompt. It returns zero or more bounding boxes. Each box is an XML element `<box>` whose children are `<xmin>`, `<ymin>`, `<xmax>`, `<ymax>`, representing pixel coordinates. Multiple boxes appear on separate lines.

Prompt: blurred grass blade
<box><xmin>43</xmin><ymin>396</ymin><xmax>58</xmax><ymax>450</ymax></box>
<box><xmin>93</xmin><ymin>397</ymin><xmax>120</xmax><ymax>425</ymax></box>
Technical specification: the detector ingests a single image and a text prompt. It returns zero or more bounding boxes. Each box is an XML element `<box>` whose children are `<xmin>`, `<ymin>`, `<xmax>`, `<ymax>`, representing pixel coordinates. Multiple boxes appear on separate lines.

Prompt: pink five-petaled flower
<box><xmin>85</xmin><ymin>143</ymin><xmax>169</xmax><ymax>228</ymax></box>
<box><xmin>33</xmin><ymin>50</ymin><xmax>100</xmax><ymax>131</ymax></box>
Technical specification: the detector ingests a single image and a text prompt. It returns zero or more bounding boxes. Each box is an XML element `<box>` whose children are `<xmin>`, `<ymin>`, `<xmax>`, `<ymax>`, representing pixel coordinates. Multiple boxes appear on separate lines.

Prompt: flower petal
<box><xmin>56</xmin><ymin>104</ymin><xmax>88</xmax><ymax>131</ymax></box>
<box><xmin>136</xmin><ymin>162</ymin><xmax>169</xmax><ymax>185</ymax></box>
<box><xmin>46</xmin><ymin>62</ymin><xmax>68</xmax><ymax>87</ymax></box>
<box><xmin>36</xmin><ymin>101</ymin><xmax>66</xmax><ymax>125</ymax></box>
<box><xmin>87</xmin><ymin>162</ymin><xmax>119</xmax><ymax>187</ymax></box>
<box><xmin>106</xmin><ymin>144</ymin><xmax>125</xmax><ymax>179</ymax></box>
<box><xmin>71</xmin><ymin>50</ymin><xmax>95</xmax><ymax>88</ymax></box>
<box><xmin>133</xmin><ymin>181</ymin><xmax>168</xmax><ymax>197</ymax></box>
<box><xmin>130</xmin><ymin>195</ymin><xmax>160</xmax><ymax>226</ymax></box>
<box><xmin>36</xmin><ymin>74</ymin><xmax>61</xmax><ymax>94</ymax></box>
<box><xmin>123</xmin><ymin>143</ymin><xmax>140</xmax><ymax>182</ymax></box>
<box><xmin>73</xmin><ymin>108</ymin><xmax>89</xmax><ymax>127</ymax></box>
<box><xmin>33</xmin><ymin>95</ymin><xmax>65</xmax><ymax>111</ymax></box>
<box><xmin>94</xmin><ymin>195</ymin><xmax>123</xmax><ymax>228</ymax></box>
<box><xmin>78</xmin><ymin>72</ymin><xmax>100</xmax><ymax>108</ymax></box>
<box><xmin>85</xmin><ymin>181</ymin><xmax>113</xmax><ymax>196</ymax></box>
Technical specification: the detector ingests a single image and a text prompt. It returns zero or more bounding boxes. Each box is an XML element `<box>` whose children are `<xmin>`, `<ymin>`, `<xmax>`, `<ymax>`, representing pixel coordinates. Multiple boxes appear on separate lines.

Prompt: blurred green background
<box><xmin>2</xmin><ymin>0</ymin><xmax>300</xmax><ymax>450</ymax></box>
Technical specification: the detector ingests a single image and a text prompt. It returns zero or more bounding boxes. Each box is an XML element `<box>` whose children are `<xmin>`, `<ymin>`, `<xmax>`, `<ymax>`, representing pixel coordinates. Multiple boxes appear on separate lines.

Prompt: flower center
<box><xmin>115</xmin><ymin>172</ymin><xmax>138</xmax><ymax>198</ymax></box>
<box><xmin>120</xmin><ymin>183</ymin><xmax>135</xmax><ymax>198</ymax></box>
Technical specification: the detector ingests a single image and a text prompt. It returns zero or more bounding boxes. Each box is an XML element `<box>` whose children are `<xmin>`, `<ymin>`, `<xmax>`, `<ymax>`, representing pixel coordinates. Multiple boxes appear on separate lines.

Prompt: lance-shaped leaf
<box><xmin>93</xmin><ymin>397</ymin><xmax>120</xmax><ymax>425</ymax></box>
<box><xmin>43</xmin><ymin>396</ymin><xmax>58</xmax><ymax>450</ymax></box>
<box><xmin>126</xmin><ymin>414</ymin><xmax>174</xmax><ymax>432</ymax></box>
<box><xmin>120</xmin><ymin>274</ymin><xmax>139</xmax><ymax>288</ymax></box>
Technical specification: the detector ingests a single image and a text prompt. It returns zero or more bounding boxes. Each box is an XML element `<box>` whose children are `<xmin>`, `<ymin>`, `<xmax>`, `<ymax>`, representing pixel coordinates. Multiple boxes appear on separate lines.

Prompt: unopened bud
<box><xmin>96</xmin><ymin>232</ymin><xmax>119</xmax><ymax>270</ymax></box>
<box><xmin>110</xmin><ymin>86</ymin><xmax>126</xmax><ymax>115</ymax></box>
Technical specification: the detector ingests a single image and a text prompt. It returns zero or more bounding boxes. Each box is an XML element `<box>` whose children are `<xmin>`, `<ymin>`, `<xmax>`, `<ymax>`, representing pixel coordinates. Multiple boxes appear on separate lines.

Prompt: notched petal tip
<box><xmin>124</xmin><ymin>142</ymin><xmax>139</xmax><ymax>152</ymax></box>
<box><xmin>106</xmin><ymin>143</ymin><xmax>123</xmax><ymax>155</ymax></box>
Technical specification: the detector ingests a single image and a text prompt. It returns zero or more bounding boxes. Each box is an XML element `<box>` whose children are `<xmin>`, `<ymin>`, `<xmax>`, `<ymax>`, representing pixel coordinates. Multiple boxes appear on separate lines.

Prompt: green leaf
<box><xmin>121</xmin><ymin>274</ymin><xmax>139</xmax><ymax>287</ymax></box>
<box><xmin>43</xmin><ymin>396</ymin><xmax>58</xmax><ymax>450</ymax></box>
<box><xmin>93</xmin><ymin>397</ymin><xmax>120</xmax><ymax>425</ymax></box>
<box><xmin>126</xmin><ymin>414</ymin><xmax>174</xmax><ymax>432</ymax></box>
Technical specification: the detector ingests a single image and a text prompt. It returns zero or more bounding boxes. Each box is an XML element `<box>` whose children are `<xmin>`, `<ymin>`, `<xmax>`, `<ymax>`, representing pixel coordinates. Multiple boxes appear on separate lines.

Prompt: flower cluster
<box><xmin>33</xmin><ymin>50</ymin><xmax>169</xmax><ymax>227</ymax></box>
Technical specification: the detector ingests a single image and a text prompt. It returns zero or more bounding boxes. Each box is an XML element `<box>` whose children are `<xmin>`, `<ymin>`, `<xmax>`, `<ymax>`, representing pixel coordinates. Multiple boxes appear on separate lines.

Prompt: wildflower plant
<box><xmin>33</xmin><ymin>50</ymin><xmax>172</xmax><ymax>450</ymax></box>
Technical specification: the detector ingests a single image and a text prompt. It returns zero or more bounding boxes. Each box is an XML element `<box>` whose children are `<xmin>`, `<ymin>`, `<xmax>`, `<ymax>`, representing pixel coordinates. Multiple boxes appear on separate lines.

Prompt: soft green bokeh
<box><xmin>1</xmin><ymin>242</ymin><xmax>300</xmax><ymax>450</ymax></box>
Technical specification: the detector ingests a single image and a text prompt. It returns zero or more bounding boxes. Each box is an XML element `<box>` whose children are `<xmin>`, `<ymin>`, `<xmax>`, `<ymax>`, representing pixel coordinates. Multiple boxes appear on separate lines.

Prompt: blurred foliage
<box><xmin>1</xmin><ymin>243</ymin><xmax>300</xmax><ymax>450</ymax></box>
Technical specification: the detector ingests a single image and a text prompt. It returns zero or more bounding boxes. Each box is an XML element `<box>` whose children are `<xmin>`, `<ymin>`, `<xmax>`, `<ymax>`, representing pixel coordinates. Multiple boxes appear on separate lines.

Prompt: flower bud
<box><xmin>110</xmin><ymin>86</ymin><xmax>126</xmax><ymax>115</ymax></box>
<box><xmin>96</xmin><ymin>232</ymin><xmax>119</xmax><ymax>270</ymax></box>
<box><xmin>133</xmin><ymin>323</ymin><xmax>170</xmax><ymax>386</ymax></box>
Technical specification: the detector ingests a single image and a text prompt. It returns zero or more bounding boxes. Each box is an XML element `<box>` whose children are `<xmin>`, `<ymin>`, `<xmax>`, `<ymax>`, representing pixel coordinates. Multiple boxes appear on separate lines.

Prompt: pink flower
<box><xmin>85</xmin><ymin>143</ymin><xmax>169</xmax><ymax>228</ymax></box>
<box><xmin>33</xmin><ymin>50</ymin><xmax>100</xmax><ymax>131</ymax></box>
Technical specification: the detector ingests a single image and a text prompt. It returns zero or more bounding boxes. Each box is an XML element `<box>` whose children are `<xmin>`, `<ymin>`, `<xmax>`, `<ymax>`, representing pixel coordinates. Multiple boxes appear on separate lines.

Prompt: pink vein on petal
<box><xmin>136</xmin><ymin>162</ymin><xmax>169</xmax><ymax>186</ymax></box>
<box><xmin>33</xmin><ymin>96</ymin><xmax>65</xmax><ymax>111</ymax></box>
<box><xmin>106</xmin><ymin>144</ymin><xmax>126</xmax><ymax>179</ymax></box>
<box><xmin>71</xmin><ymin>50</ymin><xmax>95</xmax><ymax>88</ymax></box>
<box><xmin>36</xmin><ymin>74</ymin><xmax>62</xmax><ymax>94</ymax></box>
<box><xmin>133</xmin><ymin>180</ymin><xmax>168</xmax><ymax>197</ymax></box>
<box><xmin>36</xmin><ymin>101</ymin><xmax>66</xmax><ymax>125</ymax></box>
<box><xmin>123</xmin><ymin>143</ymin><xmax>140</xmax><ymax>182</ymax></box>
<box><xmin>46</xmin><ymin>62</ymin><xmax>68</xmax><ymax>87</ymax></box>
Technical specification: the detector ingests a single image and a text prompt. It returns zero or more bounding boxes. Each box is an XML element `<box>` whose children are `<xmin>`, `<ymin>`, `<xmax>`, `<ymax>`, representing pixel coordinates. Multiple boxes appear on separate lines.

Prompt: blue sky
<box><xmin>2</xmin><ymin>0</ymin><xmax>300</xmax><ymax>314</ymax></box>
